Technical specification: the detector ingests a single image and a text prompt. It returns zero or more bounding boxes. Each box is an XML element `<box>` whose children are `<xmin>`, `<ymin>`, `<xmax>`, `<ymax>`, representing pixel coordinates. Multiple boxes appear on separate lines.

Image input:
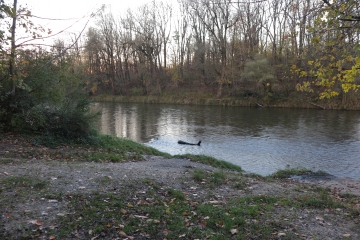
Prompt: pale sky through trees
<box><xmin>21</xmin><ymin>0</ymin><xmax>177</xmax><ymax>46</ymax></box>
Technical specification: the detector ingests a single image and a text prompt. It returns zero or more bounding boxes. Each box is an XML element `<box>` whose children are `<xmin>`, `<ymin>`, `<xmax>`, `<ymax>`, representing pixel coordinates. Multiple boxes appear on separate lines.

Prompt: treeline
<box><xmin>76</xmin><ymin>0</ymin><xmax>360</xmax><ymax>102</ymax></box>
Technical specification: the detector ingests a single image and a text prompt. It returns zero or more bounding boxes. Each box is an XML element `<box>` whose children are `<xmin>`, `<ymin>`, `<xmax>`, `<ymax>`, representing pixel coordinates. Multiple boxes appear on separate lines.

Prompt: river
<box><xmin>93</xmin><ymin>102</ymin><xmax>360</xmax><ymax>179</ymax></box>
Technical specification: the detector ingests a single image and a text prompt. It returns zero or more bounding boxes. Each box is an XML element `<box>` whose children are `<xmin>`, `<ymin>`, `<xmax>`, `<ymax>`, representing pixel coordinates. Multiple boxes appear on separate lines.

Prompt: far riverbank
<box><xmin>93</xmin><ymin>93</ymin><xmax>360</xmax><ymax>110</ymax></box>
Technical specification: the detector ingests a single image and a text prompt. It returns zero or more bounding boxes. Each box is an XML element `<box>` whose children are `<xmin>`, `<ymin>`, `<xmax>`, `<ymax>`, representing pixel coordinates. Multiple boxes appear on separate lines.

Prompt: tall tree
<box><xmin>185</xmin><ymin>0</ymin><xmax>241</xmax><ymax>96</ymax></box>
<box><xmin>295</xmin><ymin>0</ymin><xmax>360</xmax><ymax>99</ymax></box>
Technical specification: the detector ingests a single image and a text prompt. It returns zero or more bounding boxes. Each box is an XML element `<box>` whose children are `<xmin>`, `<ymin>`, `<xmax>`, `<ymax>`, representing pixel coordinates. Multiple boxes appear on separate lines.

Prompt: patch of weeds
<box><xmin>348</xmin><ymin>208</ymin><xmax>360</xmax><ymax>219</ymax></box>
<box><xmin>0</xmin><ymin>158</ymin><xmax>18</xmax><ymax>164</ymax></box>
<box><xmin>141</xmin><ymin>178</ymin><xmax>161</xmax><ymax>190</ymax></box>
<box><xmin>0</xmin><ymin>176</ymin><xmax>47</xmax><ymax>190</ymax></box>
<box><xmin>271</xmin><ymin>168</ymin><xmax>328</xmax><ymax>179</ymax></box>
<box><xmin>0</xmin><ymin>176</ymin><xmax>48</xmax><ymax>218</ymax></box>
<box><xmin>193</xmin><ymin>169</ymin><xmax>207</xmax><ymax>182</ymax></box>
<box><xmin>226</xmin><ymin>174</ymin><xmax>247</xmax><ymax>189</ymax></box>
<box><xmin>339</xmin><ymin>192</ymin><xmax>358</xmax><ymax>202</ymax></box>
<box><xmin>316</xmin><ymin>187</ymin><xmax>333</xmax><ymax>200</ymax></box>
<box><xmin>174</xmin><ymin>154</ymin><xmax>242</xmax><ymax>172</ymax></box>
<box><xmin>210</xmin><ymin>171</ymin><xmax>226</xmax><ymax>185</ymax></box>
<box><xmin>96</xmin><ymin>176</ymin><xmax>114</xmax><ymax>186</ymax></box>
<box><xmin>168</xmin><ymin>188</ymin><xmax>186</xmax><ymax>200</ymax></box>
<box><xmin>89</xmin><ymin>134</ymin><xmax>171</xmax><ymax>158</ymax></box>
<box><xmin>292</xmin><ymin>186</ymin><xmax>305</xmax><ymax>192</ymax></box>
<box><xmin>42</xmin><ymin>192</ymin><xmax>63</xmax><ymax>200</ymax></box>
<box><xmin>232</xmin><ymin>179</ymin><xmax>247</xmax><ymax>189</ymax></box>
<box><xmin>22</xmin><ymin>186</ymin><xmax>336</xmax><ymax>240</ymax></box>
<box><xmin>298</xmin><ymin>195</ymin><xmax>342</xmax><ymax>209</ymax></box>
<box><xmin>193</xmin><ymin>170</ymin><xmax>230</xmax><ymax>188</ymax></box>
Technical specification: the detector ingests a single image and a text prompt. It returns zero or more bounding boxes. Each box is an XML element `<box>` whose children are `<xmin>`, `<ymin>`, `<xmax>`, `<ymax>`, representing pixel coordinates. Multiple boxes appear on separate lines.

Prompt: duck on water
<box><xmin>178</xmin><ymin>140</ymin><xmax>201</xmax><ymax>146</ymax></box>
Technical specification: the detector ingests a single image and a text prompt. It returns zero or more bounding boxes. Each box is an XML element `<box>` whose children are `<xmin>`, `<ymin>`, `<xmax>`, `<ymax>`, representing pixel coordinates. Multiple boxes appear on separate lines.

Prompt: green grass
<box><xmin>1</xmin><ymin>174</ymin><xmax>358</xmax><ymax>239</ymax></box>
<box><xmin>174</xmin><ymin>154</ymin><xmax>242</xmax><ymax>172</ymax></box>
<box><xmin>6</xmin><ymin>133</ymin><xmax>244</xmax><ymax>172</ymax></box>
<box><xmin>0</xmin><ymin>176</ymin><xmax>49</xmax><ymax>234</ymax></box>
<box><xmin>270</xmin><ymin>168</ymin><xmax>327</xmax><ymax>179</ymax></box>
<box><xmin>38</xmin><ymin>182</ymin><xmax>351</xmax><ymax>240</ymax></box>
<box><xmin>211</xmin><ymin>171</ymin><xmax>227</xmax><ymax>184</ymax></box>
<box><xmin>232</xmin><ymin>178</ymin><xmax>247</xmax><ymax>189</ymax></box>
<box><xmin>192</xmin><ymin>169</ymin><xmax>246</xmax><ymax>189</ymax></box>
<box><xmin>193</xmin><ymin>169</ymin><xmax>207</xmax><ymax>182</ymax></box>
<box><xmin>0</xmin><ymin>176</ymin><xmax>47</xmax><ymax>190</ymax></box>
<box><xmin>90</xmin><ymin>134</ymin><xmax>168</xmax><ymax>156</ymax></box>
<box><xmin>29</xmin><ymin>133</ymin><xmax>171</xmax><ymax>163</ymax></box>
<box><xmin>37</xmin><ymin>186</ymin><xmax>302</xmax><ymax>239</ymax></box>
<box><xmin>83</xmin><ymin>134</ymin><xmax>171</xmax><ymax>161</ymax></box>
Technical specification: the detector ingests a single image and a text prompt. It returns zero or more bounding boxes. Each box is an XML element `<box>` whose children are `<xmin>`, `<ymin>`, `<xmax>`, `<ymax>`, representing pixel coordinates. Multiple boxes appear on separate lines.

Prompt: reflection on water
<box><xmin>93</xmin><ymin>102</ymin><xmax>360</xmax><ymax>179</ymax></box>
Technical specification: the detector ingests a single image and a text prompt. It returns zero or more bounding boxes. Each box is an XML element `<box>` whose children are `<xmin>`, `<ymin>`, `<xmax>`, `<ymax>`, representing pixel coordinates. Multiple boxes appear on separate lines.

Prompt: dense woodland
<box><xmin>1</xmin><ymin>0</ymin><xmax>360</xmax><ymax>136</ymax></box>
<box><xmin>79</xmin><ymin>0</ymin><xmax>360</xmax><ymax>100</ymax></box>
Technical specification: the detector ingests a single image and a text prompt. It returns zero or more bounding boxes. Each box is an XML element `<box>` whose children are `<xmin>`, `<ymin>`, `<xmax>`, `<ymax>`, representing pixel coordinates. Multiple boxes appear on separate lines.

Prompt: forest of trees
<box><xmin>1</xmin><ymin>0</ymin><xmax>360</xmax><ymax>135</ymax></box>
<box><xmin>78</xmin><ymin>0</ymin><xmax>360</xmax><ymax>101</ymax></box>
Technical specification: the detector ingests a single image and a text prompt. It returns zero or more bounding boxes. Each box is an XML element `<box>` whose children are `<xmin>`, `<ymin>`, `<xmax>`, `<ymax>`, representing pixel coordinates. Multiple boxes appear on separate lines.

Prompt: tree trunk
<box><xmin>9</xmin><ymin>0</ymin><xmax>17</xmax><ymax>97</ymax></box>
<box><xmin>5</xmin><ymin>0</ymin><xmax>18</xmax><ymax>130</ymax></box>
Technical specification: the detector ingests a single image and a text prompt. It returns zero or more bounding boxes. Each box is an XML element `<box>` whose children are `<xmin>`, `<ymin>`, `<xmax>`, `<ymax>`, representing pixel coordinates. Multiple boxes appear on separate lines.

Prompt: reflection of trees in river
<box><xmin>92</xmin><ymin>102</ymin><xmax>360</xmax><ymax>179</ymax></box>
<box><xmin>94</xmin><ymin>102</ymin><xmax>360</xmax><ymax>143</ymax></box>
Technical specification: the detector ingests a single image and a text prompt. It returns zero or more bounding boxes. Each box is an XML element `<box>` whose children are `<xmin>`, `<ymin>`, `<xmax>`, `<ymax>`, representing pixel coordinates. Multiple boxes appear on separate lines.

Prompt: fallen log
<box><xmin>178</xmin><ymin>140</ymin><xmax>201</xmax><ymax>146</ymax></box>
<box><xmin>307</xmin><ymin>102</ymin><xmax>326</xmax><ymax>110</ymax></box>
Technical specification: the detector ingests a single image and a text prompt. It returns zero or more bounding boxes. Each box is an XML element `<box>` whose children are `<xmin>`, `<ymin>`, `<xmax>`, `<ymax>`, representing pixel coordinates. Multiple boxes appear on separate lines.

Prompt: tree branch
<box><xmin>322</xmin><ymin>0</ymin><xmax>360</xmax><ymax>21</ymax></box>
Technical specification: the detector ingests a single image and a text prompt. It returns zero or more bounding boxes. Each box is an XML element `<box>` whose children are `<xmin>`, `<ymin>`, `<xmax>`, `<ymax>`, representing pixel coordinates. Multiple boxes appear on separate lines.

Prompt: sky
<box><xmin>15</xmin><ymin>0</ymin><xmax>176</xmax><ymax>46</ymax></box>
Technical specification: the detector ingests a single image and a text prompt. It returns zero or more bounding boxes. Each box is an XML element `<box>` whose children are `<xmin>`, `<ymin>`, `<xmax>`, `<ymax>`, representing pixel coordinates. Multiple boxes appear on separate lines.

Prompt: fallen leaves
<box><xmin>120</xmin><ymin>208</ymin><xmax>127</xmax><ymax>214</ymax></box>
<box><xmin>28</xmin><ymin>220</ymin><xmax>42</xmax><ymax>226</ymax></box>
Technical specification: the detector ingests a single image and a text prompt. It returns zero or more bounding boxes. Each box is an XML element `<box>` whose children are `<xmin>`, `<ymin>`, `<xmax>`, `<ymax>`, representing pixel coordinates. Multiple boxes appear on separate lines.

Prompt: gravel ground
<box><xmin>1</xmin><ymin>155</ymin><xmax>360</xmax><ymax>239</ymax></box>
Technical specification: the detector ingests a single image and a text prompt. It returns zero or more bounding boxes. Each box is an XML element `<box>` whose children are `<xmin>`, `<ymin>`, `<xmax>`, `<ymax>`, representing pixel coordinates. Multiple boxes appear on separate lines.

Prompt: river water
<box><xmin>93</xmin><ymin>102</ymin><xmax>360</xmax><ymax>179</ymax></box>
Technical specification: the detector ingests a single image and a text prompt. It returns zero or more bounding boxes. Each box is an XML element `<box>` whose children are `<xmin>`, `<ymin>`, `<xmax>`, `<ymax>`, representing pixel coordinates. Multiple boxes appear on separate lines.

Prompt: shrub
<box><xmin>241</xmin><ymin>54</ymin><xmax>276</xmax><ymax>98</ymax></box>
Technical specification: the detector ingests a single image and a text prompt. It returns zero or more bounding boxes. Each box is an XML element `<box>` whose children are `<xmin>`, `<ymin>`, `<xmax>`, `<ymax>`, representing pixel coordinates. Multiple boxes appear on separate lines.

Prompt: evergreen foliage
<box><xmin>241</xmin><ymin>55</ymin><xmax>276</xmax><ymax>97</ymax></box>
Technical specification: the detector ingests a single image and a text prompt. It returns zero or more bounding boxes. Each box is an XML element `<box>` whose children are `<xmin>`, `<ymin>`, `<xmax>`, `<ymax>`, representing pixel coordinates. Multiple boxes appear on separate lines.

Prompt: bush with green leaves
<box><xmin>241</xmin><ymin>54</ymin><xmax>276</xmax><ymax>97</ymax></box>
<box><xmin>0</xmin><ymin>48</ymin><xmax>98</xmax><ymax>142</ymax></box>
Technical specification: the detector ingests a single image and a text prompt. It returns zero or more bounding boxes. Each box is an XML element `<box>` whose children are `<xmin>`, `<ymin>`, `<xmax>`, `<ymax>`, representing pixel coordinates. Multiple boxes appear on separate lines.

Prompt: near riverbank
<box><xmin>1</xmin><ymin>133</ymin><xmax>359</xmax><ymax>239</ymax></box>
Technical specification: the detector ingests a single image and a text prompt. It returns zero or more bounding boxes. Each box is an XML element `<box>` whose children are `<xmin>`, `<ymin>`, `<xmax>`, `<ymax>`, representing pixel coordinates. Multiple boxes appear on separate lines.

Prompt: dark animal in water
<box><xmin>178</xmin><ymin>140</ymin><xmax>201</xmax><ymax>146</ymax></box>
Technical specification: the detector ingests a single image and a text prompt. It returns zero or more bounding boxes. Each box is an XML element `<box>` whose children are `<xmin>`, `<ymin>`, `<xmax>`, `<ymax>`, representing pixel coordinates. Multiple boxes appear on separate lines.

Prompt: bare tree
<box><xmin>185</xmin><ymin>0</ymin><xmax>241</xmax><ymax>96</ymax></box>
<box><xmin>156</xmin><ymin>1</ymin><xmax>173</xmax><ymax>69</ymax></box>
